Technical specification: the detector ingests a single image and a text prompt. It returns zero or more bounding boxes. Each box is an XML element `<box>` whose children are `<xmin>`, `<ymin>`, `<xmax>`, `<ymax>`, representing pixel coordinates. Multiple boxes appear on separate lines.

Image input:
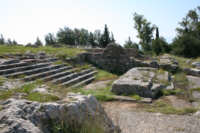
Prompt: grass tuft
<box><xmin>95</xmin><ymin>69</ymin><xmax>118</xmax><ymax>81</ymax></box>
<box><xmin>25</xmin><ymin>92</ymin><xmax>59</xmax><ymax>103</ymax></box>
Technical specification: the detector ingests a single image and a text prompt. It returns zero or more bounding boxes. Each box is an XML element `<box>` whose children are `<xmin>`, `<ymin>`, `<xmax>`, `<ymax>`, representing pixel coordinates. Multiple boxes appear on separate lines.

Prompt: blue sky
<box><xmin>0</xmin><ymin>0</ymin><xmax>200</xmax><ymax>45</ymax></box>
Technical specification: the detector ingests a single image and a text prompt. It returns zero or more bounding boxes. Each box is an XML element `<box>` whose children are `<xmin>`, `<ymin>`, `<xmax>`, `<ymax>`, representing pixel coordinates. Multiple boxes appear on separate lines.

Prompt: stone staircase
<box><xmin>0</xmin><ymin>57</ymin><xmax>97</xmax><ymax>88</ymax></box>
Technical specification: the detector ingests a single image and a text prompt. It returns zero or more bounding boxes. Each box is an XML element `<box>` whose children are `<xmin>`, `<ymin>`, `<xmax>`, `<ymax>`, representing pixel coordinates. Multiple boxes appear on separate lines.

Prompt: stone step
<box><xmin>5</xmin><ymin>64</ymin><xmax>64</xmax><ymax>78</ymax></box>
<box><xmin>71</xmin><ymin>76</ymin><xmax>95</xmax><ymax>88</ymax></box>
<box><xmin>23</xmin><ymin>65</ymin><xmax>72</xmax><ymax>81</ymax></box>
<box><xmin>0</xmin><ymin>58</ymin><xmax>57</xmax><ymax>71</ymax></box>
<box><xmin>42</xmin><ymin>68</ymin><xmax>76</xmax><ymax>82</ymax></box>
<box><xmin>0</xmin><ymin>62</ymin><xmax>50</xmax><ymax>75</ymax></box>
<box><xmin>52</xmin><ymin>69</ymin><xmax>94</xmax><ymax>84</ymax></box>
<box><xmin>1</xmin><ymin>59</ymin><xmax>20</xmax><ymax>65</ymax></box>
<box><xmin>0</xmin><ymin>62</ymin><xmax>30</xmax><ymax>70</ymax></box>
<box><xmin>61</xmin><ymin>71</ymin><xmax>97</xmax><ymax>87</ymax></box>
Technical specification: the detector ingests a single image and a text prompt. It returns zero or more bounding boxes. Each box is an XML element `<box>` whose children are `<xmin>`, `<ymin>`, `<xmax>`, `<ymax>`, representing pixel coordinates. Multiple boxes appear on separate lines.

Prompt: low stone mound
<box><xmin>111</xmin><ymin>67</ymin><xmax>172</xmax><ymax>98</ymax></box>
<box><xmin>0</xmin><ymin>93</ymin><xmax>119</xmax><ymax>133</ymax></box>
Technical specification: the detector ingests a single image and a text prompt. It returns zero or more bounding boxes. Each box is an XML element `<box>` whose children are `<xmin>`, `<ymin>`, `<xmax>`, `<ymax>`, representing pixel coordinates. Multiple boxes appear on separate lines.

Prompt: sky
<box><xmin>0</xmin><ymin>0</ymin><xmax>200</xmax><ymax>45</ymax></box>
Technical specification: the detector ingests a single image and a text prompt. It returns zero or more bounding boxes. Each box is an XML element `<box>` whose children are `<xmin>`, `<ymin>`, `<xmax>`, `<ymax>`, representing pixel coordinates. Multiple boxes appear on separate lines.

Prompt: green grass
<box><xmin>0</xmin><ymin>76</ymin><xmax>6</xmax><ymax>86</ymax></box>
<box><xmin>0</xmin><ymin>105</ymin><xmax>2</xmax><ymax>111</ymax></box>
<box><xmin>50</xmin><ymin>117</ymin><xmax>104</xmax><ymax>133</ymax></box>
<box><xmin>25</xmin><ymin>92</ymin><xmax>59</xmax><ymax>103</ymax></box>
<box><xmin>131</xmin><ymin>94</ymin><xmax>142</xmax><ymax>101</ymax></box>
<box><xmin>162</xmin><ymin>89</ymin><xmax>184</xmax><ymax>96</ymax></box>
<box><xmin>0</xmin><ymin>80</ymin><xmax>59</xmax><ymax>102</ymax></box>
<box><xmin>191</xmin><ymin>88</ymin><xmax>200</xmax><ymax>92</ymax></box>
<box><xmin>74</xmin><ymin>64</ymin><xmax>92</xmax><ymax>72</ymax></box>
<box><xmin>145</xmin><ymin>100</ymin><xmax>197</xmax><ymax>115</ymax></box>
<box><xmin>0</xmin><ymin>90</ymin><xmax>13</xmax><ymax>100</ymax></box>
<box><xmin>73</xmin><ymin>81</ymin><xmax>115</xmax><ymax>101</ymax></box>
<box><xmin>172</xmin><ymin>55</ymin><xmax>192</xmax><ymax>69</ymax></box>
<box><xmin>0</xmin><ymin>45</ymin><xmax>85</xmax><ymax>58</ymax></box>
<box><xmin>95</xmin><ymin>69</ymin><xmax>118</xmax><ymax>81</ymax></box>
<box><xmin>173</xmin><ymin>72</ymin><xmax>189</xmax><ymax>89</ymax></box>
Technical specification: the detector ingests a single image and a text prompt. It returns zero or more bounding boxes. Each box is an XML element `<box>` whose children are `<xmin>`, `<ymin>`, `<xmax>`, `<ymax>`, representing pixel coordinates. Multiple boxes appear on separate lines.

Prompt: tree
<box><xmin>152</xmin><ymin>37</ymin><xmax>169</xmax><ymax>55</ymax></box>
<box><xmin>111</xmin><ymin>32</ymin><xmax>115</xmax><ymax>43</ymax></box>
<box><xmin>133</xmin><ymin>13</ymin><xmax>156</xmax><ymax>52</ymax></box>
<box><xmin>156</xmin><ymin>27</ymin><xmax>159</xmax><ymax>39</ymax></box>
<box><xmin>7</xmin><ymin>38</ymin><xmax>12</xmax><ymax>45</ymax></box>
<box><xmin>0</xmin><ymin>34</ymin><xmax>5</xmax><ymax>44</ymax></box>
<box><xmin>152</xmin><ymin>27</ymin><xmax>170</xmax><ymax>55</ymax></box>
<box><xmin>45</xmin><ymin>33</ymin><xmax>56</xmax><ymax>46</ymax></box>
<box><xmin>100</xmin><ymin>24</ymin><xmax>111</xmax><ymax>48</ymax></box>
<box><xmin>93</xmin><ymin>30</ymin><xmax>102</xmax><ymax>47</ymax></box>
<box><xmin>172</xmin><ymin>6</ymin><xmax>200</xmax><ymax>57</ymax></box>
<box><xmin>34</xmin><ymin>37</ymin><xmax>43</xmax><ymax>46</ymax></box>
<box><xmin>12</xmin><ymin>40</ymin><xmax>18</xmax><ymax>45</ymax></box>
<box><xmin>124</xmin><ymin>37</ymin><xmax>139</xmax><ymax>49</ymax></box>
<box><xmin>88</xmin><ymin>32</ymin><xmax>96</xmax><ymax>47</ymax></box>
<box><xmin>57</xmin><ymin>27</ymin><xmax>75</xmax><ymax>45</ymax></box>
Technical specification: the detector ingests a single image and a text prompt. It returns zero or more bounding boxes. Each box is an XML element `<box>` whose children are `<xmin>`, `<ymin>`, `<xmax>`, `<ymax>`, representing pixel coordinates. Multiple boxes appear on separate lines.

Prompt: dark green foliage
<box><xmin>124</xmin><ymin>37</ymin><xmax>139</xmax><ymax>49</ymax></box>
<box><xmin>45</xmin><ymin>33</ymin><xmax>57</xmax><ymax>46</ymax></box>
<box><xmin>56</xmin><ymin>26</ymin><xmax>114</xmax><ymax>48</ymax></box>
<box><xmin>172</xmin><ymin>34</ymin><xmax>200</xmax><ymax>57</ymax></box>
<box><xmin>152</xmin><ymin>37</ymin><xmax>170</xmax><ymax>55</ymax></box>
<box><xmin>6</xmin><ymin>38</ymin><xmax>12</xmax><ymax>45</ymax></box>
<box><xmin>88</xmin><ymin>32</ymin><xmax>96</xmax><ymax>47</ymax></box>
<box><xmin>35</xmin><ymin>37</ymin><xmax>43</xmax><ymax>46</ymax></box>
<box><xmin>12</xmin><ymin>40</ymin><xmax>18</xmax><ymax>45</ymax></box>
<box><xmin>156</xmin><ymin>27</ymin><xmax>159</xmax><ymax>39</ymax></box>
<box><xmin>133</xmin><ymin>13</ymin><xmax>156</xmax><ymax>52</ymax></box>
<box><xmin>0</xmin><ymin>34</ymin><xmax>5</xmax><ymax>44</ymax></box>
<box><xmin>172</xmin><ymin>6</ymin><xmax>200</xmax><ymax>57</ymax></box>
<box><xmin>57</xmin><ymin>27</ymin><xmax>75</xmax><ymax>45</ymax></box>
<box><xmin>100</xmin><ymin>24</ymin><xmax>112</xmax><ymax>48</ymax></box>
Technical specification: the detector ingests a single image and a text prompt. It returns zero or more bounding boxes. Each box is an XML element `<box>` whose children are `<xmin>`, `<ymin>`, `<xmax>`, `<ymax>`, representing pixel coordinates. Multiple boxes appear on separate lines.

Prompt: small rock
<box><xmin>192</xmin><ymin>62</ymin><xmax>200</xmax><ymax>69</ymax></box>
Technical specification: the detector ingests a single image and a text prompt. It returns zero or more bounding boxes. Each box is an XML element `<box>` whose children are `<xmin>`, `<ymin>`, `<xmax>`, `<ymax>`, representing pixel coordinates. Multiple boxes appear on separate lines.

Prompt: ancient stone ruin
<box><xmin>111</xmin><ymin>67</ymin><xmax>172</xmax><ymax>98</ymax></box>
<box><xmin>0</xmin><ymin>93</ymin><xmax>119</xmax><ymax>133</ymax></box>
<box><xmin>0</xmin><ymin>52</ymin><xmax>97</xmax><ymax>89</ymax></box>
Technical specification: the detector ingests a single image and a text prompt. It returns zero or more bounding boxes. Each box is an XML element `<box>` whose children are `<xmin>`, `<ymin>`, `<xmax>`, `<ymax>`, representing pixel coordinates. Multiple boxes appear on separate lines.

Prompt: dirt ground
<box><xmin>102</xmin><ymin>101</ymin><xmax>200</xmax><ymax>133</ymax></box>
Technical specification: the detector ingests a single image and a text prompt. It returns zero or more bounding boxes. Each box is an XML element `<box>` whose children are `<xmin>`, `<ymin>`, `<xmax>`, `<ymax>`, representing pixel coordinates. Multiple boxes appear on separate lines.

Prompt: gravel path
<box><xmin>103</xmin><ymin>102</ymin><xmax>200</xmax><ymax>133</ymax></box>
